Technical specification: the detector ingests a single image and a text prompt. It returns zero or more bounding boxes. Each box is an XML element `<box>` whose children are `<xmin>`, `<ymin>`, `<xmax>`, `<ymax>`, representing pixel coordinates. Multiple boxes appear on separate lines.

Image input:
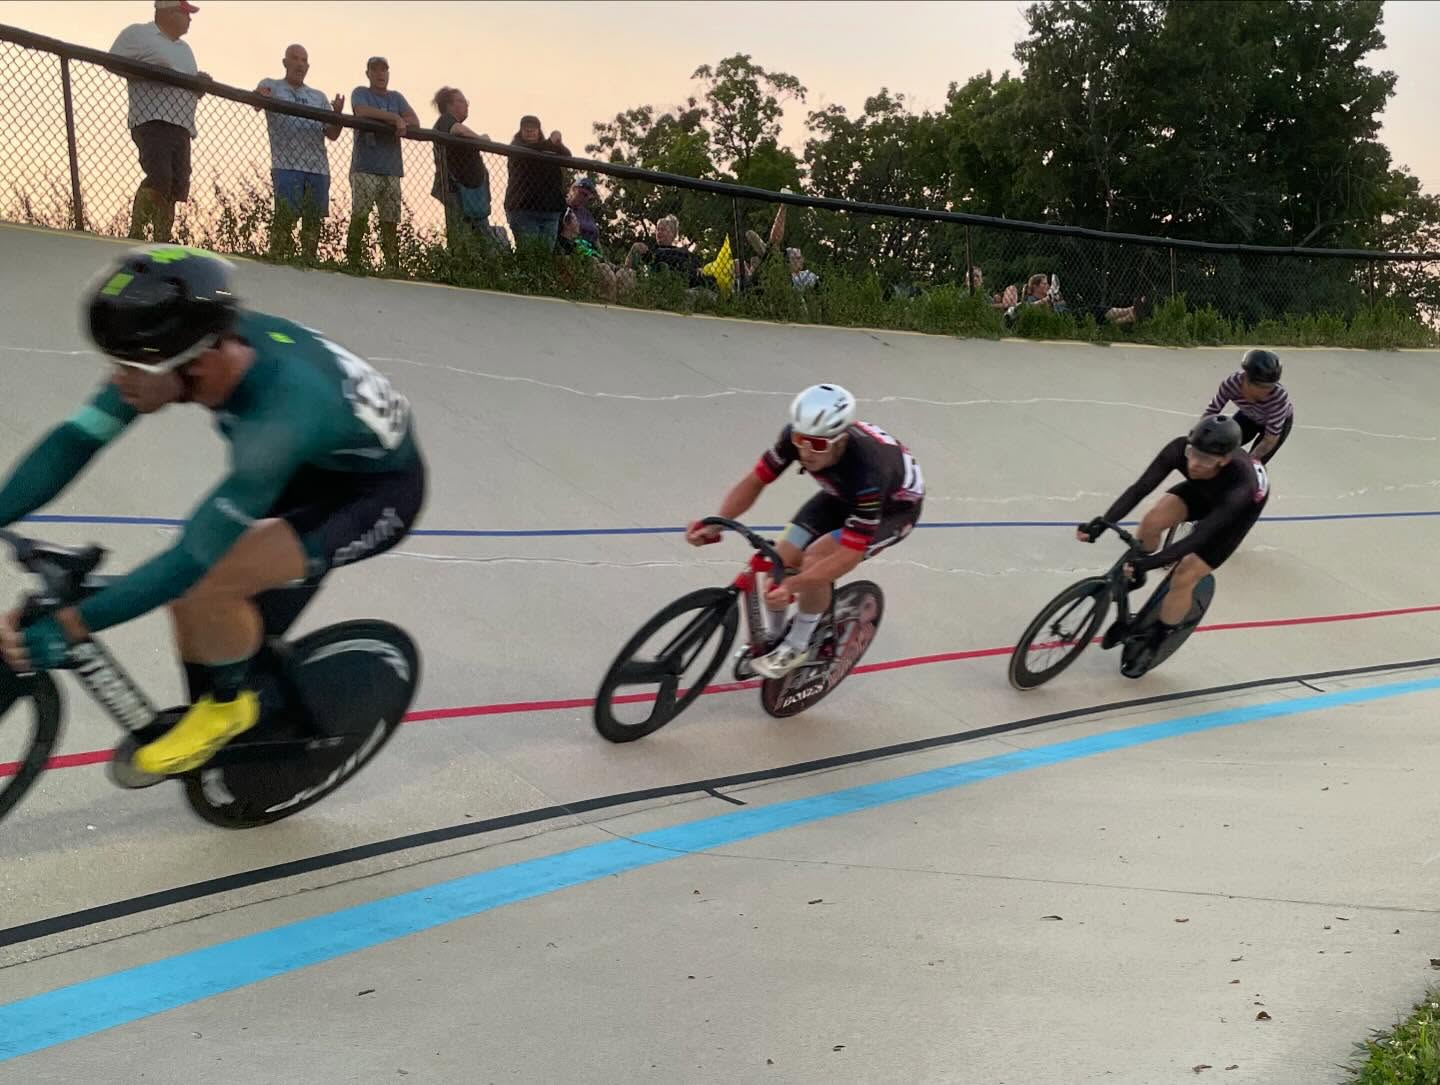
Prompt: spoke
<box><xmin>652</xmin><ymin>674</ymin><xmax>681</xmax><ymax>721</ymax></box>
<box><xmin>616</xmin><ymin>659</ymin><xmax>674</xmax><ymax>685</ymax></box>
<box><xmin>659</xmin><ymin>608</ymin><xmax>724</xmax><ymax>662</ymax></box>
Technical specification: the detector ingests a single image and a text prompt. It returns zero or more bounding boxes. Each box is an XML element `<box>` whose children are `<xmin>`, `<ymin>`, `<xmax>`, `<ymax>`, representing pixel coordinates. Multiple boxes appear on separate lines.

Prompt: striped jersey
<box><xmin>756</xmin><ymin>422</ymin><xmax>924</xmax><ymax>552</ymax></box>
<box><xmin>1206</xmin><ymin>370</ymin><xmax>1293</xmax><ymax>436</ymax></box>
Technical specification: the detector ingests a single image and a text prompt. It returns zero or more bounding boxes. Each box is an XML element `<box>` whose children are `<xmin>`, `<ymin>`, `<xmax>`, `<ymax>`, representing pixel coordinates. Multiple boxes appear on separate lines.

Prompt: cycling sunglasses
<box><xmin>791</xmin><ymin>432</ymin><xmax>839</xmax><ymax>453</ymax></box>
<box><xmin>1184</xmin><ymin>443</ymin><xmax>1227</xmax><ymax>468</ymax></box>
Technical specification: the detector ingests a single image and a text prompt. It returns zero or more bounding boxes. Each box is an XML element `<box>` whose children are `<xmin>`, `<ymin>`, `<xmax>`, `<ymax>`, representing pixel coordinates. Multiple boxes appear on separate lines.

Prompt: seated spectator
<box><xmin>565</xmin><ymin>177</ymin><xmax>602</xmax><ymax>248</ymax></box>
<box><xmin>430</xmin><ymin>86</ymin><xmax>494</xmax><ymax>253</ymax></box>
<box><xmin>623</xmin><ymin>214</ymin><xmax>704</xmax><ymax>284</ymax></box>
<box><xmin>787</xmin><ymin>247</ymin><xmax>818</xmax><ymax>291</ymax></box>
<box><xmin>1011</xmin><ymin>272</ymin><xmax>1150</xmax><ymax>326</ymax></box>
<box><xmin>556</xmin><ymin>209</ymin><xmax>617</xmax><ymax>301</ymax></box>
<box><xmin>966</xmin><ymin>266</ymin><xmax>1016</xmax><ymax>310</ymax></box>
<box><xmin>504</xmin><ymin>115</ymin><xmax>570</xmax><ymax>248</ymax></box>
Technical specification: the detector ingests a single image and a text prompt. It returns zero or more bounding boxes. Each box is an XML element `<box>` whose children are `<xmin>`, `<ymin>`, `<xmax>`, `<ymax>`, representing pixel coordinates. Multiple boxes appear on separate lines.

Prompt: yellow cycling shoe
<box><xmin>132</xmin><ymin>691</ymin><xmax>260</xmax><ymax>776</ymax></box>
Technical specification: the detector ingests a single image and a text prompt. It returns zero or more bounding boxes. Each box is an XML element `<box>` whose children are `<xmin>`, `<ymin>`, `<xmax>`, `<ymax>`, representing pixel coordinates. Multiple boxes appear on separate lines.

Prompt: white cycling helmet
<box><xmin>789</xmin><ymin>383</ymin><xmax>856</xmax><ymax>439</ymax></box>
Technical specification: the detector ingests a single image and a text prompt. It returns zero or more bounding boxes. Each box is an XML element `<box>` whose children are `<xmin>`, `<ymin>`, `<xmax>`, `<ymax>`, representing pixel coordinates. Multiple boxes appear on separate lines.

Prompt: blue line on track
<box><xmin>3</xmin><ymin>672</ymin><xmax>1440</xmax><ymax>1062</ymax></box>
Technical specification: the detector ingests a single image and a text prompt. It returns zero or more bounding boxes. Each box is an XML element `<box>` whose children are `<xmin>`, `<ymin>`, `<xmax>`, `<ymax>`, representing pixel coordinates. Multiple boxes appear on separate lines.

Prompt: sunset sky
<box><xmin>2</xmin><ymin>0</ymin><xmax>1437</xmax><ymax>194</ymax></box>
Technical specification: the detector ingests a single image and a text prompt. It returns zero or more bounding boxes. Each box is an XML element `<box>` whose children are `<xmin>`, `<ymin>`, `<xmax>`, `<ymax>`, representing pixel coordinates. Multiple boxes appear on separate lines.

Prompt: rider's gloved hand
<box><xmin>1123</xmin><ymin>552</ymin><xmax>1153</xmax><ymax>590</ymax></box>
<box><xmin>686</xmin><ymin>520</ymin><xmax>722</xmax><ymax>546</ymax></box>
<box><xmin>1076</xmin><ymin>517</ymin><xmax>1106</xmax><ymax>543</ymax></box>
<box><xmin>1</xmin><ymin>613</ymin><xmax>69</xmax><ymax>673</ymax></box>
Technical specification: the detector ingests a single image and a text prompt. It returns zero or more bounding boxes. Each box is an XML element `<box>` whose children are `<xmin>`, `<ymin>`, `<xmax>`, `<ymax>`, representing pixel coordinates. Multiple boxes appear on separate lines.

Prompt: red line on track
<box><xmin>4</xmin><ymin>601</ymin><xmax>1440</xmax><ymax>779</ymax></box>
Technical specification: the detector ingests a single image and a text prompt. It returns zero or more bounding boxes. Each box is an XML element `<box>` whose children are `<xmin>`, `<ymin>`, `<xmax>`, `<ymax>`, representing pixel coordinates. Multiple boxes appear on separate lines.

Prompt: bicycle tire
<box><xmin>183</xmin><ymin>620</ymin><xmax>419</xmax><ymax>829</ymax></box>
<box><xmin>594</xmin><ymin>587</ymin><xmax>738</xmax><ymax>743</ymax></box>
<box><xmin>0</xmin><ymin>669</ymin><xmax>62</xmax><ymax>826</ymax></box>
<box><xmin>1008</xmin><ymin>577</ymin><xmax>1111</xmax><ymax>691</ymax></box>
<box><xmin>760</xmin><ymin>580</ymin><xmax>884</xmax><ymax>719</ymax></box>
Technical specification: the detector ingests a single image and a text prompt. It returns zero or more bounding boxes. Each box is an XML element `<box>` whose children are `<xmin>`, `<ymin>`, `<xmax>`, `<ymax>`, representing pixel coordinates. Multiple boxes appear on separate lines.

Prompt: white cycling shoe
<box><xmin>751</xmin><ymin>642</ymin><xmax>809</xmax><ymax>679</ymax></box>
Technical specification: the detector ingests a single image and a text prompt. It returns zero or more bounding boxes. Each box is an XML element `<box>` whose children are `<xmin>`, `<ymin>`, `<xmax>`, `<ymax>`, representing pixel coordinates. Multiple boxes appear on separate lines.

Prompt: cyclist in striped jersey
<box><xmin>1204</xmin><ymin>349</ymin><xmax>1293</xmax><ymax>463</ymax></box>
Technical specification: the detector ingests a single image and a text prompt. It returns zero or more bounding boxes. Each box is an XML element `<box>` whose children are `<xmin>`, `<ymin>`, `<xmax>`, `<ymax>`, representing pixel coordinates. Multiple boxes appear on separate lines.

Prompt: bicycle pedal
<box><xmin>106</xmin><ymin>736</ymin><xmax>168</xmax><ymax>790</ymax></box>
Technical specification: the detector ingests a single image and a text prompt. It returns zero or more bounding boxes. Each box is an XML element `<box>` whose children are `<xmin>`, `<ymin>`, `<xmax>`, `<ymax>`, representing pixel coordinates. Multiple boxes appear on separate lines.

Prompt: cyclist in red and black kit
<box><xmin>687</xmin><ymin>384</ymin><xmax>924</xmax><ymax>678</ymax></box>
<box><xmin>1204</xmin><ymin>348</ymin><xmax>1292</xmax><ymax>463</ymax></box>
<box><xmin>1078</xmin><ymin>414</ymin><xmax>1270</xmax><ymax>652</ymax></box>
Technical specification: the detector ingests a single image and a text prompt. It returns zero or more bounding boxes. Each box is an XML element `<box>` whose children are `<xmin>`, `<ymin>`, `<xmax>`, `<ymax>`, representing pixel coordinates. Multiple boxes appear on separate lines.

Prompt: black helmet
<box><xmin>86</xmin><ymin>245</ymin><xmax>238</xmax><ymax>371</ymax></box>
<box><xmin>1241</xmin><ymin>348</ymin><xmax>1282</xmax><ymax>384</ymax></box>
<box><xmin>1187</xmin><ymin>414</ymin><xmax>1243</xmax><ymax>456</ymax></box>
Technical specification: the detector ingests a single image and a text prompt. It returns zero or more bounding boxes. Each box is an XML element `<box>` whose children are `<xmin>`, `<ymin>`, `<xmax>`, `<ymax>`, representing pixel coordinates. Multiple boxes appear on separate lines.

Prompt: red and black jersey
<box><xmin>755</xmin><ymin>422</ymin><xmax>924</xmax><ymax>552</ymax></box>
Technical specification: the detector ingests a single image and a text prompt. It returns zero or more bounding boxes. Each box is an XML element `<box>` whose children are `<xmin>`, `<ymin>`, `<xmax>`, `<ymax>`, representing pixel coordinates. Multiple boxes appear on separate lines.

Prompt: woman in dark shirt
<box><xmin>431</xmin><ymin>87</ymin><xmax>492</xmax><ymax>250</ymax></box>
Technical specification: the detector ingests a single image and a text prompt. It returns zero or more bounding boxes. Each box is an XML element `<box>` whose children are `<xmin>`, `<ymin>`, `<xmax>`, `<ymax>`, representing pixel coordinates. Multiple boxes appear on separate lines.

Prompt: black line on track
<box><xmin>5</xmin><ymin>652</ymin><xmax>1439</xmax><ymax>951</ymax></box>
<box><xmin>704</xmin><ymin>787</ymin><xmax>747</xmax><ymax>806</ymax></box>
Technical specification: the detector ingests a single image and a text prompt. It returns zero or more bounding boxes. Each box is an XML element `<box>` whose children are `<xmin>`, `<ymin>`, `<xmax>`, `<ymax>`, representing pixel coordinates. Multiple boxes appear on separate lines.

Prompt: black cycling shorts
<box><xmin>1236</xmin><ymin>412</ymin><xmax>1293</xmax><ymax>464</ymax></box>
<box><xmin>268</xmin><ymin>454</ymin><xmax>427</xmax><ymax>580</ymax></box>
<box><xmin>788</xmin><ymin>492</ymin><xmax>922</xmax><ymax>558</ymax></box>
<box><xmin>1166</xmin><ymin>482</ymin><xmax>1265</xmax><ymax>569</ymax></box>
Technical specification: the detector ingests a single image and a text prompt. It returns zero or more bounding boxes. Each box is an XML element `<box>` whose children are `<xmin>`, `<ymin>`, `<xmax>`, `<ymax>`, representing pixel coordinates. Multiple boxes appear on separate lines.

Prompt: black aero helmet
<box><xmin>86</xmin><ymin>245</ymin><xmax>238</xmax><ymax>371</ymax></box>
<box><xmin>1187</xmin><ymin>413</ymin><xmax>1243</xmax><ymax>456</ymax></box>
<box><xmin>1241</xmin><ymin>348</ymin><xmax>1282</xmax><ymax>384</ymax></box>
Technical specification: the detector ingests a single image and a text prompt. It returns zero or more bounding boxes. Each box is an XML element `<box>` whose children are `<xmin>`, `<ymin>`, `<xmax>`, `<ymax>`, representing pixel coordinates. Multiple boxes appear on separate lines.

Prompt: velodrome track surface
<box><xmin>2</xmin><ymin>224</ymin><xmax>1440</xmax><ymax>1082</ymax></box>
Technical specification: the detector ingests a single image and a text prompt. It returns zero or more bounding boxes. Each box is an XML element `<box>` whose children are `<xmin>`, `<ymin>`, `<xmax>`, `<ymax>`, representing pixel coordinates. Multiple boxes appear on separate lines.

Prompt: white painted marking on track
<box><xmin>0</xmin><ymin>343</ymin><xmax>1432</xmax><ymax>442</ymax></box>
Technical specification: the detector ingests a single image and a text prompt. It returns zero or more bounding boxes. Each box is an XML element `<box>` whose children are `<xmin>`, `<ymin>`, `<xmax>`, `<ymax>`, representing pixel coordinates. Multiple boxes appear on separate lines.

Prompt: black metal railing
<box><xmin>4</xmin><ymin>22</ymin><xmax>1438</xmax><ymax>335</ymax></box>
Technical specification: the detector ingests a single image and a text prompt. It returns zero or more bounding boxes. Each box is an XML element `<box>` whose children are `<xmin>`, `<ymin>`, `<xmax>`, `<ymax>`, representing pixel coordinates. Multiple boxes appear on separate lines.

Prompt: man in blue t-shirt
<box><xmin>346</xmin><ymin>56</ymin><xmax>418</xmax><ymax>269</ymax></box>
<box><xmin>255</xmin><ymin>43</ymin><xmax>344</xmax><ymax>261</ymax></box>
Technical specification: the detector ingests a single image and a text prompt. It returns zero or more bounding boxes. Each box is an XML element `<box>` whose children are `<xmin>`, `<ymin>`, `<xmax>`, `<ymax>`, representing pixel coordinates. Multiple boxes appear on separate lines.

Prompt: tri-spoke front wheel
<box><xmin>594</xmin><ymin>588</ymin><xmax>739</xmax><ymax>742</ymax></box>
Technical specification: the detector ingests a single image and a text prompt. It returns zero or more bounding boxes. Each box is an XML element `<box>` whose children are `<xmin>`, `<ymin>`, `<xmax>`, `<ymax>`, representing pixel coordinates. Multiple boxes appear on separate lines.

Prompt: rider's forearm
<box><xmin>77</xmin><ymin>544</ymin><xmax>207</xmax><ymax>633</ymax></box>
<box><xmin>0</xmin><ymin>423</ymin><xmax>104</xmax><ymax>527</ymax></box>
<box><xmin>1102</xmin><ymin>447</ymin><xmax>1174</xmax><ymax>526</ymax></box>
<box><xmin>717</xmin><ymin>473</ymin><xmax>766</xmax><ymax>520</ymax></box>
<box><xmin>1251</xmin><ymin>435</ymin><xmax>1278</xmax><ymax>460</ymax></box>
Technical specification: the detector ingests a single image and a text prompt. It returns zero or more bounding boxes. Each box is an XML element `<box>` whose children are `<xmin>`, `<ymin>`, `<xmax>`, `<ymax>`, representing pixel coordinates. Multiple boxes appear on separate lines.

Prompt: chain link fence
<box><xmin>4</xmin><ymin>24</ymin><xmax>1439</xmax><ymax>344</ymax></box>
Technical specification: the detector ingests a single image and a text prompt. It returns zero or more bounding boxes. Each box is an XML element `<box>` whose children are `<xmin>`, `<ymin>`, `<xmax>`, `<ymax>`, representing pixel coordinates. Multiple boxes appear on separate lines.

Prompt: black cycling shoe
<box><xmin>1101</xmin><ymin>619</ymin><xmax>1129</xmax><ymax>651</ymax></box>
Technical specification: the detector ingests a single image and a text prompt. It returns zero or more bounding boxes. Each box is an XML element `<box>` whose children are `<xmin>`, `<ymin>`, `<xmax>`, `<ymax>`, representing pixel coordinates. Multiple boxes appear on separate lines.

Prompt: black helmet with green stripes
<box><xmin>86</xmin><ymin>245</ymin><xmax>238</xmax><ymax>371</ymax></box>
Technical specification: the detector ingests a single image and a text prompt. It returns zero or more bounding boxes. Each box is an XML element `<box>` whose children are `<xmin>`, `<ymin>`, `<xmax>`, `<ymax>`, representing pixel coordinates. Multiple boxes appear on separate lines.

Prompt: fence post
<box><xmin>1368</xmin><ymin>260</ymin><xmax>1376</xmax><ymax>305</ymax></box>
<box><xmin>963</xmin><ymin>225</ymin><xmax>973</xmax><ymax>295</ymax></box>
<box><xmin>731</xmin><ymin>195</ymin><xmax>744</xmax><ymax>293</ymax></box>
<box><xmin>1169</xmin><ymin>246</ymin><xmax>1177</xmax><ymax>298</ymax></box>
<box><xmin>59</xmin><ymin>56</ymin><xmax>85</xmax><ymax>232</ymax></box>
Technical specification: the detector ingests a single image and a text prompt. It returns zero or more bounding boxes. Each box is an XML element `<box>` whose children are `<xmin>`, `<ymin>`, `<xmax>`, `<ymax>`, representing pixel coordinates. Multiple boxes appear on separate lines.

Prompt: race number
<box><xmin>1251</xmin><ymin>457</ymin><xmax>1270</xmax><ymax>501</ymax></box>
<box><xmin>317</xmin><ymin>336</ymin><xmax>410</xmax><ymax>449</ymax></box>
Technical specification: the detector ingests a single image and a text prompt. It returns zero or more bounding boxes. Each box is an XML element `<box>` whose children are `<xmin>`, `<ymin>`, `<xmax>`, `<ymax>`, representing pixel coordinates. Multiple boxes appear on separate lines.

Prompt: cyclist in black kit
<box><xmin>687</xmin><ymin>384</ymin><xmax>924</xmax><ymax>678</ymax></box>
<box><xmin>1078</xmin><ymin>414</ymin><xmax>1270</xmax><ymax>650</ymax></box>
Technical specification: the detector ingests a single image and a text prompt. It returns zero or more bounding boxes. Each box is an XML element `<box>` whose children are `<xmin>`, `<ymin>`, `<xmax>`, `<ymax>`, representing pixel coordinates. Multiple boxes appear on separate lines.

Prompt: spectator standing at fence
<box><xmin>430</xmin><ymin>87</ymin><xmax>493</xmax><ymax>253</ymax></box>
<box><xmin>346</xmin><ymin>56</ymin><xmax>418</xmax><ymax>270</ymax></box>
<box><xmin>255</xmin><ymin>44</ymin><xmax>343</xmax><ymax>262</ymax></box>
<box><xmin>504</xmin><ymin>116</ymin><xmax>570</xmax><ymax>248</ymax></box>
<box><xmin>110</xmin><ymin>0</ymin><xmax>210</xmax><ymax>243</ymax></box>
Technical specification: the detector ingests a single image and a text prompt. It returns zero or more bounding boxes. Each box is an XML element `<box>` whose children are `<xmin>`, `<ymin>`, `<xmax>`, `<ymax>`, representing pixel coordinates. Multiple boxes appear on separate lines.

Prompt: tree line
<box><xmin>582</xmin><ymin>0</ymin><xmax>1438</xmax><ymax>310</ymax></box>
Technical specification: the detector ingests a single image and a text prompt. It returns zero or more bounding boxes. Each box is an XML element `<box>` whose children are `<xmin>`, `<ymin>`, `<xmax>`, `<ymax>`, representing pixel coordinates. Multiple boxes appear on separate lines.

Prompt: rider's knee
<box><xmin>1172</xmin><ymin>555</ymin><xmax>1209</xmax><ymax>586</ymax></box>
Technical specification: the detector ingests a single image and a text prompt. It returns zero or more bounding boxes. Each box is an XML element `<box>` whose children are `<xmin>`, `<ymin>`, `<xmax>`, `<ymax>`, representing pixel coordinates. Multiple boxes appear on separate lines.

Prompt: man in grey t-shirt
<box><xmin>345</xmin><ymin>56</ymin><xmax>418</xmax><ymax>270</ymax></box>
<box><xmin>255</xmin><ymin>43</ymin><xmax>344</xmax><ymax>261</ymax></box>
<box><xmin>110</xmin><ymin>0</ymin><xmax>211</xmax><ymax>242</ymax></box>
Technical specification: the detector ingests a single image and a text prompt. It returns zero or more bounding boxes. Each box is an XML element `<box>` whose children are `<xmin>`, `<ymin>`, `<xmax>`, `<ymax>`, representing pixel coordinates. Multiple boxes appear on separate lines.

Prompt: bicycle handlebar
<box><xmin>1097</xmin><ymin>519</ymin><xmax>1143</xmax><ymax>551</ymax></box>
<box><xmin>698</xmin><ymin>517</ymin><xmax>787</xmax><ymax>586</ymax></box>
